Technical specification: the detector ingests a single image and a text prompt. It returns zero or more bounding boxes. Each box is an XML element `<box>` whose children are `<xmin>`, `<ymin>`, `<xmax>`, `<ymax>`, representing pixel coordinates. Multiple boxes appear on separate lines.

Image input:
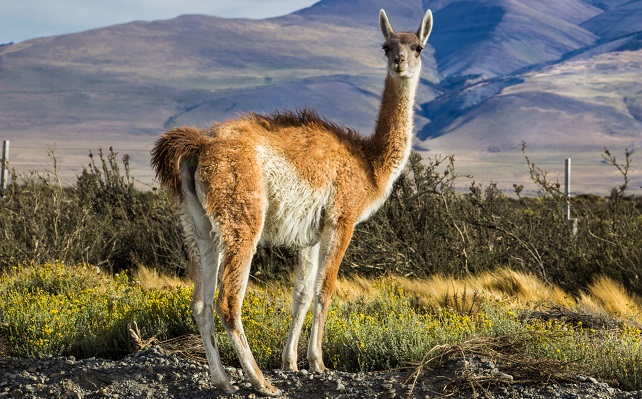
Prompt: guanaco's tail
<box><xmin>150</xmin><ymin>126</ymin><xmax>207</xmax><ymax>200</ymax></box>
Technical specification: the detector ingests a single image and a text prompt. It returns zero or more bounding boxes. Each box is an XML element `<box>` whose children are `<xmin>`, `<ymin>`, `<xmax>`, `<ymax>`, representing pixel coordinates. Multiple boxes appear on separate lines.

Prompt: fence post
<box><xmin>565</xmin><ymin>158</ymin><xmax>577</xmax><ymax>235</ymax></box>
<box><xmin>1</xmin><ymin>140</ymin><xmax>9</xmax><ymax>194</ymax></box>
<box><xmin>565</xmin><ymin>158</ymin><xmax>571</xmax><ymax>220</ymax></box>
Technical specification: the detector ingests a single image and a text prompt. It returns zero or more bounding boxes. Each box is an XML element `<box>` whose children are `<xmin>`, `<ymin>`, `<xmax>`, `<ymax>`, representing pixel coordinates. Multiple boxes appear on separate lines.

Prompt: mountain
<box><xmin>418</xmin><ymin>49</ymin><xmax>642</xmax><ymax>151</ymax></box>
<box><xmin>0</xmin><ymin>0</ymin><xmax>641</xmax><ymax>192</ymax></box>
<box><xmin>425</xmin><ymin>0</ymin><xmax>599</xmax><ymax>78</ymax></box>
<box><xmin>581</xmin><ymin>1</ymin><xmax>642</xmax><ymax>39</ymax></box>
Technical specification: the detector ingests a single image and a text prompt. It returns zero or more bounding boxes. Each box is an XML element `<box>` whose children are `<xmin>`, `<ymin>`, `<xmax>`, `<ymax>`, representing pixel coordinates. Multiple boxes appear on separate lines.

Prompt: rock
<box><xmin>498</xmin><ymin>372</ymin><xmax>513</xmax><ymax>381</ymax></box>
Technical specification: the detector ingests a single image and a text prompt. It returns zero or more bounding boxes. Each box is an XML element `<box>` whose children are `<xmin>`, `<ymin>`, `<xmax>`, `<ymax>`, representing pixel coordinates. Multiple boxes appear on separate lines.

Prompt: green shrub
<box><xmin>0</xmin><ymin>145</ymin><xmax>640</xmax><ymax>295</ymax></box>
<box><xmin>0</xmin><ymin>149</ymin><xmax>187</xmax><ymax>275</ymax></box>
<box><xmin>346</xmin><ymin>147</ymin><xmax>642</xmax><ymax>295</ymax></box>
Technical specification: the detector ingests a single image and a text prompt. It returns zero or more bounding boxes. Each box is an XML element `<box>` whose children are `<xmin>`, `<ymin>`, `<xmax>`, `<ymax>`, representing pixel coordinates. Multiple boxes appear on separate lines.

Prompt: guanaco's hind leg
<box><xmin>282</xmin><ymin>243</ymin><xmax>320</xmax><ymax>371</ymax></box>
<box><xmin>216</xmin><ymin>234</ymin><xmax>282</xmax><ymax>396</ymax></box>
<box><xmin>182</xmin><ymin>182</ymin><xmax>238</xmax><ymax>393</ymax></box>
<box><xmin>198</xmin><ymin>151</ymin><xmax>281</xmax><ymax>396</ymax></box>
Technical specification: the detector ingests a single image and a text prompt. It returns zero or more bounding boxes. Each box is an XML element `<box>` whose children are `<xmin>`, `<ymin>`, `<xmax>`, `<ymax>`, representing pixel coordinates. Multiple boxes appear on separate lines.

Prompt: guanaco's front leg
<box><xmin>307</xmin><ymin>220</ymin><xmax>355</xmax><ymax>372</ymax></box>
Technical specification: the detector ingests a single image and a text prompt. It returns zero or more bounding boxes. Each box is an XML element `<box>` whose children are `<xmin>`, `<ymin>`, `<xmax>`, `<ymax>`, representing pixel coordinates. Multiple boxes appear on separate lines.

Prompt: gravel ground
<box><xmin>1</xmin><ymin>347</ymin><xmax>641</xmax><ymax>399</ymax></box>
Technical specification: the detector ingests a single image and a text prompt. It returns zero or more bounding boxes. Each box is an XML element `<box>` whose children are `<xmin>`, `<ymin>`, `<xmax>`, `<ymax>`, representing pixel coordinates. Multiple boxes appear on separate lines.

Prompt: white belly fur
<box><xmin>256</xmin><ymin>146</ymin><xmax>331</xmax><ymax>248</ymax></box>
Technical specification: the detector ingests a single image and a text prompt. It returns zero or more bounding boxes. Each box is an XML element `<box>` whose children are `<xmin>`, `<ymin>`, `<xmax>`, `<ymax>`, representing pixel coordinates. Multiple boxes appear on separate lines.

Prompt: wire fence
<box><xmin>3</xmin><ymin>140</ymin><xmax>641</xmax><ymax>196</ymax></box>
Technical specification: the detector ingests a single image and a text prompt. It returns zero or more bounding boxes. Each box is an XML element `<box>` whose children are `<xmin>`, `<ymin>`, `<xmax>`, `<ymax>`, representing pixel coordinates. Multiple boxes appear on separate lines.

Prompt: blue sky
<box><xmin>0</xmin><ymin>0</ymin><xmax>319</xmax><ymax>44</ymax></box>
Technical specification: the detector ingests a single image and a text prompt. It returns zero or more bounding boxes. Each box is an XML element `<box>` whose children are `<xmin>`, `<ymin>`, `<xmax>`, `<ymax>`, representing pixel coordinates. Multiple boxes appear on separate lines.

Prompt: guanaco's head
<box><xmin>379</xmin><ymin>9</ymin><xmax>433</xmax><ymax>79</ymax></box>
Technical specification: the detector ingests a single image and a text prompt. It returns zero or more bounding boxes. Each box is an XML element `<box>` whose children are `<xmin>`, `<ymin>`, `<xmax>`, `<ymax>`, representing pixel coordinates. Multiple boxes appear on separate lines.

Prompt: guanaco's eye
<box><xmin>415</xmin><ymin>46</ymin><xmax>424</xmax><ymax>55</ymax></box>
<box><xmin>382</xmin><ymin>45</ymin><xmax>391</xmax><ymax>56</ymax></box>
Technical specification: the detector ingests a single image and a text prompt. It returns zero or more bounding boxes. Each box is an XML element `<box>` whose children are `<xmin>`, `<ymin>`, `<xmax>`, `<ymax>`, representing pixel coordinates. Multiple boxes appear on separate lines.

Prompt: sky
<box><xmin>0</xmin><ymin>0</ymin><xmax>319</xmax><ymax>44</ymax></box>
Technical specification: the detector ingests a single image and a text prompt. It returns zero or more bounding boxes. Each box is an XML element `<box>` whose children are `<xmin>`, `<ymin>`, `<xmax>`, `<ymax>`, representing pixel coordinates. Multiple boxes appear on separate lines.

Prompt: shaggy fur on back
<box><xmin>151</xmin><ymin>109</ymin><xmax>363</xmax><ymax>201</ymax></box>
<box><xmin>246</xmin><ymin>108</ymin><xmax>360</xmax><ymax>139</ymax></box>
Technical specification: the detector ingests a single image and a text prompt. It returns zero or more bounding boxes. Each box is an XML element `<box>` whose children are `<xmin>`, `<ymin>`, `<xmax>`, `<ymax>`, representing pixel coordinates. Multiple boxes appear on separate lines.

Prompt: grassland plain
<box><xmin>1</xmin><ymin>263</ymin><xmax>642</xmax><ymax>398</ymax></box>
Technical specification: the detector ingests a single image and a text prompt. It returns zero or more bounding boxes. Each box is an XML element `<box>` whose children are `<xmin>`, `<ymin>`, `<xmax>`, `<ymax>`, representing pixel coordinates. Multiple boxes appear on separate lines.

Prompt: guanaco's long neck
<box><xmin>369</xmin><ymin>72</ymin><xmax>419</xmax><ymax>193</ymax></box>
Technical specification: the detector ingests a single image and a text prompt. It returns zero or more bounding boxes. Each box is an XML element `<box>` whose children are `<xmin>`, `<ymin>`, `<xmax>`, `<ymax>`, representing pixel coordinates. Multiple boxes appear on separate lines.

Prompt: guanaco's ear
<box><xmin>379</xmin><ymin>9</ymin><xmax>394</xmax><ymax>40</ymax></box>
<box><xmin>417</xmin><ymin>9</ymin><xmax>433</xmax><ymax>46</ymax></box>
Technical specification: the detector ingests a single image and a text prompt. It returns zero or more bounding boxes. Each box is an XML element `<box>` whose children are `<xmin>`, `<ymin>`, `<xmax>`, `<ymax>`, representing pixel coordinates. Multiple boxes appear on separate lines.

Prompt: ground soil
<box><xmin>2</xmin><ymin>346</ymin><xmax>641</xmax><ymax>398</ymax></box>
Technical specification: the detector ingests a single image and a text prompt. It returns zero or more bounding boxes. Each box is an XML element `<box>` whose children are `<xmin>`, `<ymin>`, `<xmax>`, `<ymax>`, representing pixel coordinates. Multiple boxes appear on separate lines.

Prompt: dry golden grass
<box><xmin>133</xmin><ymin>265</ymin><xmax>189</xmax><ymax>289</ymax></box>
<box><xmin>391</xmin><ymin>269</ymin><xmax>641</xmax><ymax>323</ymax></box>
<box><xmin>393</xmin><ymin>269</ymin><xmax>573</xmax><ymax>311</ymax></box>
<box><xmin>136</xmin><ymin>265</ymin><xmax>641</xmax><ymax>324</ymax></box>
<box><xmin>578</xmin><ymin>275</ymin><xmax>641</xmax><ymax>319</ymax></box>
<box><xmin>475</xmin><ymin>269</ymin><xmax>571</xmax><ymax>305</ymax></box>
<box><xmin>334</xmin><ymin>276</ymin><xmax>378</xmax><ymax>300</ymax></box>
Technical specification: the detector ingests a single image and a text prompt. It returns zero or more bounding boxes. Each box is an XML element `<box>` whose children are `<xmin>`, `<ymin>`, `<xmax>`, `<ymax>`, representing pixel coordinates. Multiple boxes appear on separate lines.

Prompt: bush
<box><xmin>345</xmin><ymin>146</ymin><xmax>642</xmax><ymax>295</ymax></box>
<box><xmin>323</xmin><ymin>280</ymin><xmax>499</xmax><ymax>371</ymax></box>
<box><xmin>0</xmin><ymin>145</ymin><xmax>640</xmax><ymax>294</ymax></box>
<box><xmin>0</xmin><ymin>148</ymin><xmax>187</xmax><ymax>275</ymax></box>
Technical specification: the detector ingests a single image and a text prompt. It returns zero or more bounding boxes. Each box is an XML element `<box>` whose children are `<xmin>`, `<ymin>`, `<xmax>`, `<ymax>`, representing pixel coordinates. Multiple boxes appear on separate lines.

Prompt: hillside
<box><xmin>425</xmin><ymin>0</ymin><xmax>599</xmax><ymax>78</ymax></box>
<box><xmin>0</xmin><ymin>0</ymin><xmax>641</xmax><ymax>192</ymax></box>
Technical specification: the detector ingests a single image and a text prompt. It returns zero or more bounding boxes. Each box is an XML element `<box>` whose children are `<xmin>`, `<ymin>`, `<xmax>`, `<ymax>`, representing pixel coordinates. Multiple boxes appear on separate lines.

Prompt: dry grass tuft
<box><xmin>335</xmin><ymin>276</ymin><xmax>377</xmax><ymax>300</ymax></box>
<box><xmin>578</xmin><ymin>275</ymin><xmax>641</xmax><ymax>319</ymax></box>
<box><xmin>393</xmin><ymin>269</ymin><xmax>573</xmax><ymax>311</ymax></box>
<box><xmin>476</xmin><ymin>269</ymin><xmax>571</xmax><ymax>306</ymax></box>
<box><xmin>156</xmin><ymin>334</ymin><xmax>206</xmax><ymax>363</ymax></box>
<box><xmin>133</xmin><ymin>265</ymin><xmax>188</xmax><ymax>289</ymax></box>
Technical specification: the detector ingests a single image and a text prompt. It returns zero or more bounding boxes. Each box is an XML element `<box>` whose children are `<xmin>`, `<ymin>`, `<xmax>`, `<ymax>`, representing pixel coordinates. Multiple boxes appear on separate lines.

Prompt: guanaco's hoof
<box><xmin>258</xmin><ymin>382</ymin><xmax>282</xmax><ymax>397</ymax></box>
<box><xmin>309</xmin><ymin>364</ymin><xmax>328</xmax><ymax>374</ymax></box>
<box><xmin>281</xmin><ymin>361</ymin><xmax>298</xmax><ymax>372</ymax></box>
<box><xmin>222</xmin><ymin>384</ymin><xmax>239</xmax><ymax>394</ymax></box>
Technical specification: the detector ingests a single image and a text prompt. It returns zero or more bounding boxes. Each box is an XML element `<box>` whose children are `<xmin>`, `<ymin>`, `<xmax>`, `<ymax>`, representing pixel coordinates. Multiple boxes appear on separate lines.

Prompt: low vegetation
<box><xmin>1</xmin><ymin>262</ymin><xmax>641</xmax><ymax>390</ymax></box>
